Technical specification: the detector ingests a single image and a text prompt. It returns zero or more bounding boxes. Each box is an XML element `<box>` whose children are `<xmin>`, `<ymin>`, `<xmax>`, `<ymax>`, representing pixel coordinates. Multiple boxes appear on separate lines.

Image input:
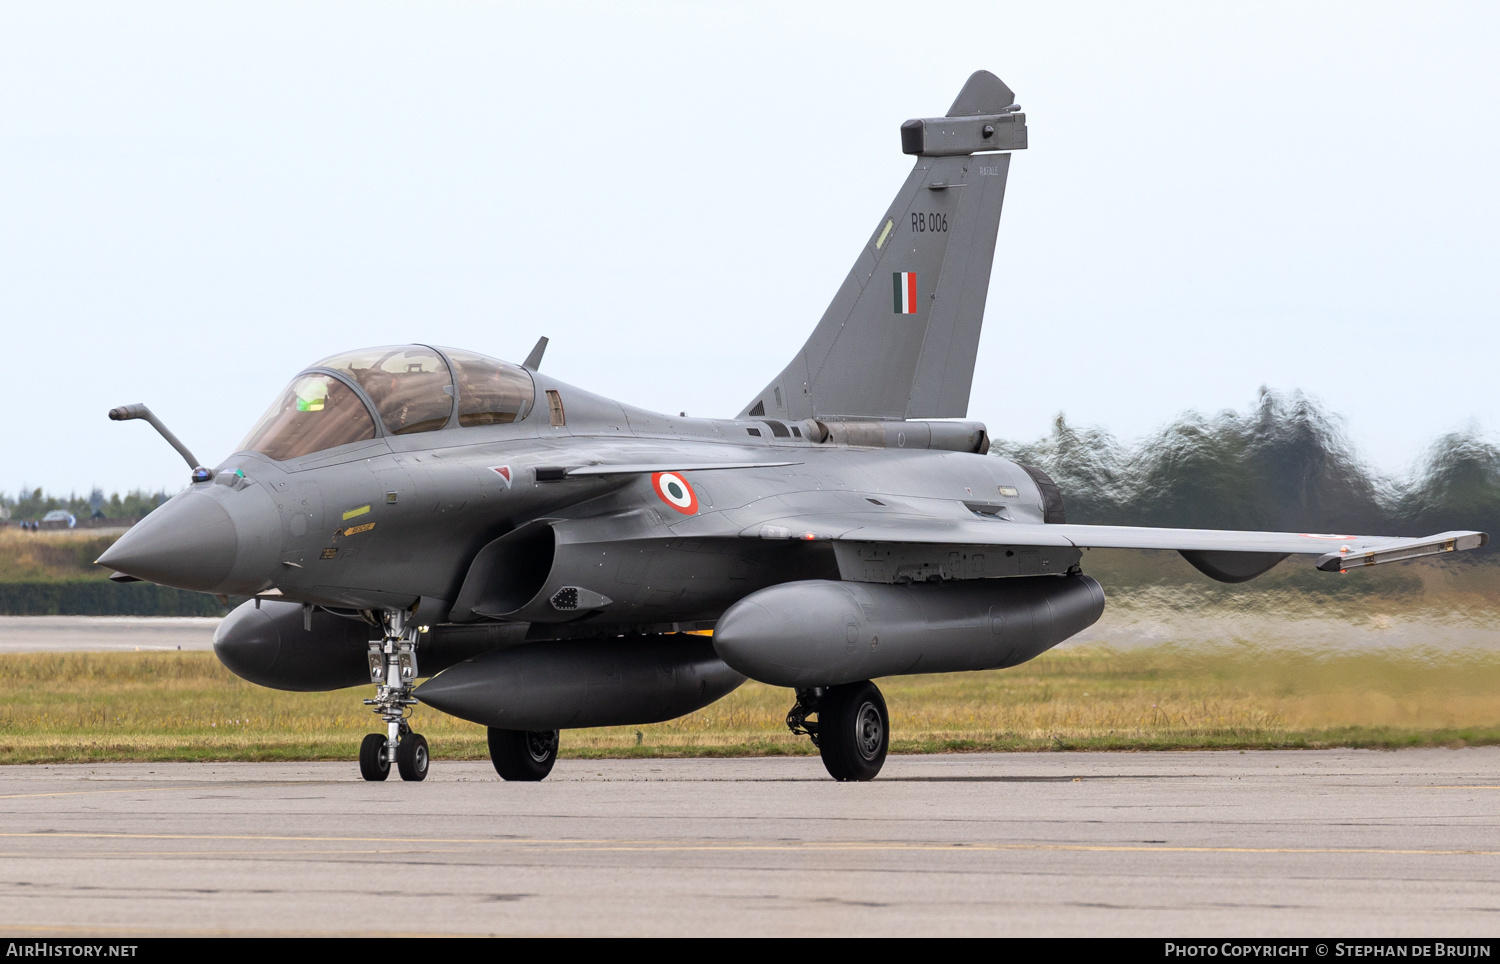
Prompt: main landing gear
<box><xmin>787</xmin><ymin>679</ymin><xmax>889</xmax><ymax>781</ymax></box>
<box><xmin>358</xmin><ymin>608</ymin><xmax>429</xmax><ymax>782</ymax></box>
<box><xmin>487</xmin><ymin>727</ymin><xmax>560</xmax><ymax>781</ymax></box>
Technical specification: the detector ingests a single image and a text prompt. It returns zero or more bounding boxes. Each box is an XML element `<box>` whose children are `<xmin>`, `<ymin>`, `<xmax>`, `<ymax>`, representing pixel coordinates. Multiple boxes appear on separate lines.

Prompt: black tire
<box><xmin>359</xmin><ymin>732</ymin><xmax>390</xmax><ymax>782</ymax></box>
<box><xmin>817</xmin><ymin>680</ymin><xmax>889</xmax><ymax>782</ymax></box>
<box><xmin>487</xmin><ymin>727</ymin><xmax>559</xmax><ymax>781</ymax></box>
<box><xmin>396</xmin><ymin>732</ymin><xmax>430</xmax><ymax>782</ymax></box>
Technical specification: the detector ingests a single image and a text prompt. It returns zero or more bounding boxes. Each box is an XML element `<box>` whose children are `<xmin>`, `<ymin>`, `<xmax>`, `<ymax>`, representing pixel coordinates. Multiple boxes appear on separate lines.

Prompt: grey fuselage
<box><xmin>121</xmin><ymin>367</ymin><xmax>1063</xmax><ymax>638</ymax></box>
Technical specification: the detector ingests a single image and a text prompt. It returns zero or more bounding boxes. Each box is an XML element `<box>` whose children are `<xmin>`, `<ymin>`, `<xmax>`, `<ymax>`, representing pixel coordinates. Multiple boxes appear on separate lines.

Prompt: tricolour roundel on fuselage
<box><xmin>652</xmin><ymin>472</ymin><xmax>699</xmax><ymax>515</ymax></box>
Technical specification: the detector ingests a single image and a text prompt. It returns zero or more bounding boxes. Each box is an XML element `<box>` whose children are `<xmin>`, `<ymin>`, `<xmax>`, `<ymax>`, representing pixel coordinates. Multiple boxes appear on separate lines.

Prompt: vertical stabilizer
<box><xmin>741</xmin><ymin>71</ymin><xmax>1025</xmax><ymax>421</ymax></box>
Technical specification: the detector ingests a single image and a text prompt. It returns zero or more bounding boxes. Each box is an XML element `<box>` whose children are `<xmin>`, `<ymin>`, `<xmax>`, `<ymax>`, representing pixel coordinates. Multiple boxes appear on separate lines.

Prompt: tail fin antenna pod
<box><xmin>741</xmin><ymin>70</ymin><xmax>1026</xmax><ymax>421</ymax></box>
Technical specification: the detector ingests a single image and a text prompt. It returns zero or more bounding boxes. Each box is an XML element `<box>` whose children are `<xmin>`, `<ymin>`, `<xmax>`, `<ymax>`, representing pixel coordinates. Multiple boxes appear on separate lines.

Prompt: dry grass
<box><xmin>3</xmin><ymin>646</ymin><xmax>1500</xmax><ymax>764</ymax></box>
<box><xmin>0</xmin><ymin>529</ymin><xmax>119</xmax><ymax>582</ymax></box>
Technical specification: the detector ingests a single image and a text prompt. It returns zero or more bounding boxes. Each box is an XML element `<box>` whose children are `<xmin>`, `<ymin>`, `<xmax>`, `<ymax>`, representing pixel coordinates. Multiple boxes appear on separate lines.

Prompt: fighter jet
<box><xmin>98</xmin><ymin>71</ymin><xmax>1487</xmax><ymax>783</ymax></box>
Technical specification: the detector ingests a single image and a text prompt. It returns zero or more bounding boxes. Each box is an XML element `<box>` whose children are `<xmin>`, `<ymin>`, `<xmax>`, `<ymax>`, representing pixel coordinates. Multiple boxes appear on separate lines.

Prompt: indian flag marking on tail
<box><xmin>892</xmin><ymin>272</ymin><xmax>917</xmax><ymax>314</ymax></box>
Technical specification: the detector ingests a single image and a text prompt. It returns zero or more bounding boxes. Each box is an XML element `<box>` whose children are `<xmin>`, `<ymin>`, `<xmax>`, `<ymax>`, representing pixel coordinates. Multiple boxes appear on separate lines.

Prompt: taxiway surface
<box><xmin>0</xmin><ymin>750</ymin><xmax>1496</xmax><ymax>936</ymax></box>
<box><xmin>0</xmin><ymin>616</ymin><xmax>217</xmax><ymax>653</ymax></box>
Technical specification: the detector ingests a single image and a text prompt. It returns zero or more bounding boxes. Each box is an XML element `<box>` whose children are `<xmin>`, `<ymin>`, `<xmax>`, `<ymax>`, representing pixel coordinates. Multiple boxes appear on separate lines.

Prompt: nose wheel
<box><xmin>358</xmin><ymin>608</ymin><xmax>430</xmax><ymax>782</ymax></box>
<box><xmin>787</xmin><ymin>679</ymin><xmax>889</xmax><ymax>781</ymax></box>
<box><xmin>358</xmin><ymin>732</ymin><xmax>389</xmax><ymax>781</ymax></box>
<box><xmin>396</xmin><ymin>732</ymin><xmax>430</xmax><ymax>781</ymax></box>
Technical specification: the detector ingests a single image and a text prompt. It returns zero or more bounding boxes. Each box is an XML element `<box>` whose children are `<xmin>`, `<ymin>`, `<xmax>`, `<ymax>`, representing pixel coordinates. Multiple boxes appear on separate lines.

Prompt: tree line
<box><xmin>991</xmin><ymin>388</ymin><xmax>1500</xmax><ymax>545</ymax></box>
<box><xmin>2</xmin><ymin>488</ymin><xmax>169</xmax><ymax>522</ymax></box>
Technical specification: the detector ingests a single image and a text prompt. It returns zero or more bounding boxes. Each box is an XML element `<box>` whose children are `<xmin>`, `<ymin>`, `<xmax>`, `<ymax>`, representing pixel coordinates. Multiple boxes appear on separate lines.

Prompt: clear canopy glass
<box><xmin>315</xmin><ymin>346</ymin><xmax>454</xmax><ymax>436</ymax></box>
<box><xmin>238</xmin><ymin>345</ymin><xmax>537</xmax><ymax>461</ymax></box>
<box><xmin>238</xmin><ymin>374</ymin><xmax>378</xmax><ymax>461</ymax></box>
<box><xmin>446</xmin><ymin>349</ymin><xmax>536</xmax><ymax>427</ymax></box>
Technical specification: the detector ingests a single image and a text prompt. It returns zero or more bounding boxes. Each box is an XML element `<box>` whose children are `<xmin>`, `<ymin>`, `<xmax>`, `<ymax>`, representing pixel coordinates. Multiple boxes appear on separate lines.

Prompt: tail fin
<box><xmin>742</xmin><ymin>70</ymin><xmax>1026</xmax><ymax>421</ymax></box>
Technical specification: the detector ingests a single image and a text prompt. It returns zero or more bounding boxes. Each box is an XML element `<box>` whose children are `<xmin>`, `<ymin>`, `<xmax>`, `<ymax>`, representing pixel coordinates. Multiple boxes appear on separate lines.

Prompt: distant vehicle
<box><xmin>99</xmin><ymin>71</ymin><xmax>1487</xmax><ymax>784</ymax></box>
<box><xmin>40</xmin><ymin>510</ymin><xmax>76</xmax><ymax>529</ymax></box>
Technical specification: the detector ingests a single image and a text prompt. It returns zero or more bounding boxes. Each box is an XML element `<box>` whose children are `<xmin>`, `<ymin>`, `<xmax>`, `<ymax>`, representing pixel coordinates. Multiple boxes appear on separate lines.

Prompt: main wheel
<box><xmin>487</xmin><ymin>728</ymin><xmax>559</xmax><ymax>781</ymax></box>
<box><xmin>359</xmin><ymin>732</ymin><xmax>390</xmax><ymax>782</ymax></box>
<box><xmin>396</xmin><ymin>732</ymin><xmax>430</xmax><ymax>782</ymax></box>
<box><xmin>817</xmin><ymin>680</ymin><xmax>889</xmax><ymax>782</ymax></box>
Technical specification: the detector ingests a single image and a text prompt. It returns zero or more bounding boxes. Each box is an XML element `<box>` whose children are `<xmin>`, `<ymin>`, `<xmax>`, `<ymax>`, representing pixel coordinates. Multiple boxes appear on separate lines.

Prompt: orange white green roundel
<box><xmin>652</xmin><ymin>472</ymin><xmax>699</xmax><ymax>514</ymax></box>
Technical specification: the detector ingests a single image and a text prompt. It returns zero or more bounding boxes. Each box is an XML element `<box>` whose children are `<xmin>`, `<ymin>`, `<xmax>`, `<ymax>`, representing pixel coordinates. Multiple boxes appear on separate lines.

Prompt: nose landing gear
<box><xmin>787</xmin><ymin>680</ymin><xmax>889</xmax><ymax>782</ymax></box>
<box><xmin>359</xmin><ymin>609</ymin><xmax>429</xmax><ymax>782</ymax></box>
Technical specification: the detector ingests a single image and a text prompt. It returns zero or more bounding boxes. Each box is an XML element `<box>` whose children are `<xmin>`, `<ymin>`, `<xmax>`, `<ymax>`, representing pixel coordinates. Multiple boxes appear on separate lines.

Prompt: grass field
<box><xmin>0</xmin><ymin>529</ymin><xmax>119</xmax><ymax>582</ymax></box>
<box><xmin>3</xmin><ymin>644</ymin><xmax>1500</xmax><ymax>764</ymax></box>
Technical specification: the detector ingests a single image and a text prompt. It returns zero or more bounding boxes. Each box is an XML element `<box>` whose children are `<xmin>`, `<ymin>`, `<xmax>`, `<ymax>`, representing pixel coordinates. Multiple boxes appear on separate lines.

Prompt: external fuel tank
<box><xmin>712</xmin><ymin>574</ymin><xmax>1105</xmax><ymax>688</ymax></box>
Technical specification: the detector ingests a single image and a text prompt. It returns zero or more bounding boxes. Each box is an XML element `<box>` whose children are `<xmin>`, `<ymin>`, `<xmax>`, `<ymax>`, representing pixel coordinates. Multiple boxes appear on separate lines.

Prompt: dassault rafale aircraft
<box><xmin>99</xmin><ymin>71</ymin><xmax>1487</xmax><ymax>782</ymax></box>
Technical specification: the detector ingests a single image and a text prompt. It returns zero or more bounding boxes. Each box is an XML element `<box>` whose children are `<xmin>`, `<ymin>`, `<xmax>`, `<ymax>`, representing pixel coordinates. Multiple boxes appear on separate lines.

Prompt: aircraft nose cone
<box><xmin>97</xmin><ymin>490</ymin><xmax>238</xmax><ymax>592</ymax></box>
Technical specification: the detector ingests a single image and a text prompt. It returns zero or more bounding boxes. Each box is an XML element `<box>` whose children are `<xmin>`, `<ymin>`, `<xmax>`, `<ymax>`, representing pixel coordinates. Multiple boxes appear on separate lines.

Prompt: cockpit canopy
<box><xmin>238</xmin><ymin>345</ymin><xmax>536</xmax><ymax>461</ymax></box>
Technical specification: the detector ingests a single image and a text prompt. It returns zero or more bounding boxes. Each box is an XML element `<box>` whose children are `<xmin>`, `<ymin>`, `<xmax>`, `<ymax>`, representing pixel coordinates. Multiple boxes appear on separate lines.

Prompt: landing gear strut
<box><xmin>359</xmin><ymin>609</ymin><xmax>429</xmax><ymax>782</ymax></box>
<box><xmin>788</xmin><ymin>680</ymin><xmax>889</xmax><ymax>782</ymax></box>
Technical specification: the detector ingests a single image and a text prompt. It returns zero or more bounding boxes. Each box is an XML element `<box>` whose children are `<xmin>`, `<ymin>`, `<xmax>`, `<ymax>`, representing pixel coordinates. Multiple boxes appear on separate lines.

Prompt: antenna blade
<box><xmin>523</xmin><ymin>336</ymin><xmax>549</xmax><ymax>371</ymax></box>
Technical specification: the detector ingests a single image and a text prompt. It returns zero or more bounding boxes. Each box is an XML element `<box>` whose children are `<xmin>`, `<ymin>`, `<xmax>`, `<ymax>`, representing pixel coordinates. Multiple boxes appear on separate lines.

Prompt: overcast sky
<box><xmin>2</xmin><ymin>2</ymin><xmax>1496</xmax><ymax>496</ymax></box>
